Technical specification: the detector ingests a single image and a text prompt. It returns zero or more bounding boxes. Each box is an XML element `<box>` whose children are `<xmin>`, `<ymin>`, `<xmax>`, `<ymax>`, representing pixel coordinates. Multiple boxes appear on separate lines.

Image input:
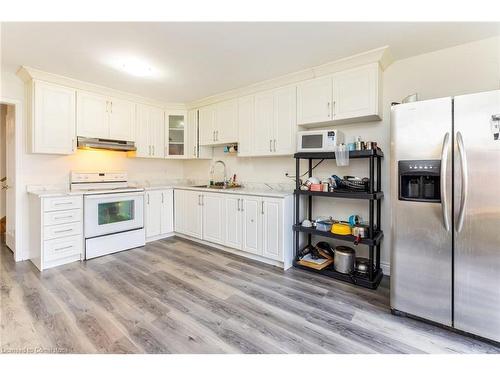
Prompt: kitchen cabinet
<box><xmin>174</xmin><ymin>189</ymin><xmax>203</xmax><ymax>239</ymax></box>
<box><xmin>145</xmin><ymin>189</ymin><xmax>173</xmax><ymax>241</ymax></box>
<box><xmin>198</xmin><ymin>99</ymin><xmax>238</xmax><ymax>146</ymax></box>
<box><xmin>224</xmin><ymin>195</ymin><xmax>243</xmax><ymax>249</ymax></box>
<box><xmin>77</xmin><ymin>90</ymin><xmax>135</xmax><ymax>141</ymax></box>
<box><xmin>186</xmin><ymin>109</ymin><xmax>213</xmax><ymax>159</ymax></box>
<box><xmin>135</xmin><ymin>104</ymin><xmax>165</xmax><ymax>158</ymax></box>
<box><xmin>237</xmin><ymin>95</ymin><xmax>254</xmax><ymax>156</ymax></box>
<box><xmin>250</xmin><ymin>85</ymin><xmax>297</xmax><ymax>156</ymax></box>
<box><xmin>31</xmin><ymin>80</ymin><xmax>76</xmax><ymax>154</ymax></box>
<box><xmin>202</xmin><ymin>193</ymin><xmax>225</xmax><ymax>245</ymax></box>
<box><xmin>332</xmin><ymin>63</ymin><xmax>380</xmax><ymax>121</ymax></box>
<box><xmin>241</xmin><ymin>195</ymin><xmax>263</xmax><ymax>255</ymax></box>
<box><xmin>261</xmin><ymin>197</ymin><xmax>283</xmax><ymax>261</ymax></box>
<box><xmin>297</xmin><ymin>76</ymin><xmax>333</xmax><ymax>125</ymax></box>
<box><xmin>165</xmin><ymin>110</ymin><xmax>187</xmax><ymax>158</ymax></box>
<box><xmin>297</xmin><ymin>63</ymin><xmax>382</xmax><ymax>126</ymax></box>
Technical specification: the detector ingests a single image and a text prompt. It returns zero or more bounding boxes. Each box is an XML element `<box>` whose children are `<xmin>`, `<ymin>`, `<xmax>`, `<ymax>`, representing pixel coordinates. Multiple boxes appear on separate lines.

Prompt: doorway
<box><xmin>0</xmin><ymin>100</ymin><xmax>20</xmax><ymax>260</ymax></box>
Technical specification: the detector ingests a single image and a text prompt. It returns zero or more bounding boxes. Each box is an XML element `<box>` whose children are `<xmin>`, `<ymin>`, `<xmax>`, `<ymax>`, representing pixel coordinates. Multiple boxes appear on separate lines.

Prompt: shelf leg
<box><xmin>376</xmin><ymin>244</ymin><xmax>381</xmax><ymax>271</ymax></box>
<box><xmin>295</xmin><ymin>157</ymin><xmax>300</xmax><ymax>258</ymax></box>
<box><xmin>307</xmin><ymin>159</ymin><xmax>312</xmax><ymax>246</ymax></box>
<box><xmin>369</xmin><ymin>156</ymin><xmax>375</xmax><ymax>194</ymax></box>
<box><xmin>369</xmin><ymin>245</ymin><xmax>374</xmax><ymax>280</ymax></box>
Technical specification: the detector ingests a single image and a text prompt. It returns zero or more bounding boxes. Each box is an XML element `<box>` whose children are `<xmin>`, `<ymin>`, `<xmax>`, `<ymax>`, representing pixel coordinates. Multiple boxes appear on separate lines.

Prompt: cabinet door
<box><xmin>135</xmin><ymin>104</ymin><xmax>151</xmax><ymax>158</ymax></box>
<box><xmin>77</xmin><ymin>90</ymin><xmax>109</xmax><ymax>138</ymax></box>
<box><xmin>202</xmin><ymin>193</ymin><xmax>225</xmax><ymax>245</ymax></box>
<box><xmin>160</xmin><ymin>189</ymin><xmax>174</xmax><ymax>235</ymax></box>
<box><xmin>237</xmin><ymin>95</ymin><xmax>254</xmax><ymax>156</ymax></box>
<box><xmin>261</xmin><ymin>198</ymin><xmax>283</xmax><ymax>261</ymax></box>
<box><xmin>33</xmin><ymin>80</ymin><xmax>76</xmax><ymax>154</ymax></box>
<box><xmin>166</xmin><ymin>111</ymin><xmax>187</xmax><ymax>158</ymax></box>
<box><xmin>184</xmin><ymin>190</ymin><xmax>203</xmax><ymax>239</ymax></box>
<box><xmin>242</xmin><ymin>196</ymin><xmax>263</xmax><ymax>256</ymax></box>
<box><xmin>215</xmin><ymin>99</ymin><xmax>238</xmax><ymax>144</ymax></box>
<box><xmin>253</xmin><ymin>91</ymin><xmax>274</xmax><ymax>156</ymax></box>
<box><xmin>149</xmin><ymin>106</ymin><xmax>165</xmax><ymax>158</ymax></box>
<box><xmin>145</xmin><ymin>191</ymin><xmax>162</xmax><ymax>238</ymax></box>
<box><xmin>273</xmin><ymin>86</ymin><xmax>297</xmax><ymax>155</ymax></box>
<box><xmin>333</xmin><ymin>63</ymin><xmax>379</xmax><ymax>120</ymax></box>
<box><xmin>297</xmin><ymin>76</ymin><xmax>332</xmax><ymax>125</ymax></box>
<box><xmin>174</xmin><ymin>189</ymin><xmax>186</xmax><ymax>234</ymax></box>
<box><xmin>199</xmin><ymin>105</ymin><xmax>215</xmax><ymax>145</ymax></box>
<box><xmin>186</xmin><ymin>109</ymin><xmax>198</xmax><ymax>159</ymax></box>
<box><xmin>224</xmin><ymin>195</ymin><xmax>242</xmax><ymax>250</ymax></box>
<box><xmin>109</xmin><ymin>98</ymin><xmax>135</xmax><ymax>141</ymax></box>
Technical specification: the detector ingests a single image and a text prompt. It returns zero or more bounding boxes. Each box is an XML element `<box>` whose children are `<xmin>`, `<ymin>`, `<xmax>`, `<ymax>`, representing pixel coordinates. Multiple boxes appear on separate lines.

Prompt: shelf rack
<box><xmin>293</xmin><ymin>149</ymin><xmax>384</xmax><ymax>289</ymax></box>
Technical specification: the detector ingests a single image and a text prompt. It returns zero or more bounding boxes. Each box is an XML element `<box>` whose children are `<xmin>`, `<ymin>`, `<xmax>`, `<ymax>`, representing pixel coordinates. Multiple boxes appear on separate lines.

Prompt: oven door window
<box><xmin>98</xmin><ymin>200</ymin><xmax>135</xmax><ymax>225</ymax></box>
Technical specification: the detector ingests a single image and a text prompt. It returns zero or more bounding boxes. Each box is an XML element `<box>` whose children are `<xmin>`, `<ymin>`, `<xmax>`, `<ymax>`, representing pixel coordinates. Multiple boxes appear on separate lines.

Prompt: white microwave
<box><xmin>297</xmin><ymin>129</ymin><xmax>343</xmax><ymax>152</ymax></box>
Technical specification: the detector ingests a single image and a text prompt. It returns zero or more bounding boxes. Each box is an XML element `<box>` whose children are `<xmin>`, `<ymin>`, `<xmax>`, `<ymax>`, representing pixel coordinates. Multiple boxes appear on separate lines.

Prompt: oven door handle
<box><xmin>83</xmin><ymin>191</ymin><xmax>145</xmax><ymax>200</ymax></box>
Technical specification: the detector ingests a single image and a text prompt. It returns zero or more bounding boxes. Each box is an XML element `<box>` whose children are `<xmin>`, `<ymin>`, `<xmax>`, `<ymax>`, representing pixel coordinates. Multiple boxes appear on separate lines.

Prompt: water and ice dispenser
<box><xmin>398</xmin><ymin>160</ymin><xmax>441</xmax><ymax>202</ymax></box>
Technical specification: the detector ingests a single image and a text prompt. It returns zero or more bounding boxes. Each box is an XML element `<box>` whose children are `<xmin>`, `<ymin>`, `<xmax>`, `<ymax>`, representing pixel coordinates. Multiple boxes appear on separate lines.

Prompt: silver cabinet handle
<box><xmin>201</xmin><ymin>195</ymin><xmax>204</xmax><ymax>206</ymax></box>
<box><xmin>456</xmin><ymin>131</ymin><xmax>468</xmax><ymax>233</ymax></box>
<box><xmin>54</xmin><ymin>228</ymin><xmax>73</xmax><ymax>234</ymax></box>
<box><xmin>215</xmin><ymin>130</ymin><xmax>218</xmax><ymax>141</ymax></box>
<box><xmin>261</xmin><ymin>201</ymin><xmax>264</xmax><ymax>215</ymax></box>
<box><xmin>54</xmin><ymin>202</ymin><xmax>72</xmax><ymax>206</ymax></box>
<box><xmin>237</xmin><ymin>198</ymin><xmax>240</xmax><ymax>212</ymax></box>
<box><xmin>269</xmin><ymin>140</ymin><xmax>272</xmax><ymax>152</ymax></box>
<box><xmin>240</xmin><ymin>199</ymin><xmax>244</xmax><ymax>212</ymax></box>
<box><xmin>213</xmin><ymin>131</ymin><xmax>215</xmax><ymax>142</ymax></box>
<box><xmin>161</xmin><ymin>192</ymin><xmax>164</xmax><ymax>204</ymax></box>
<box><xmin>54</xmin><ymin>215</ymin><xmax>73</xmax><ymax>220</ymax></box>
<box><xmin>274</xmin><ymin>139</ymin><xmax>277</xmax><ymax>152</ymax></box>
<box><xmin>152</xmin><ymin>145</ymin><xmax>155</xmax><ymax>156</ymax></box>
<box><xmin>193</xmin><ymin>145</ymin><xmax>196</xmax><ymax>157</ymax></box>
<box><xmin>327</xmin><ymin>102</ymin><xmax>331</xmax><ymax>117</ymax></box>
<box><xmin>147</xmin><ymin>193</ymin><xmax>150</xmax><ymax>204</ymax></box>
<box><xmin>333</xmin><ymin>101</ymin><xmax>336</xmax><ymax>117</ymax></box>
<box><xmin>54</xmin><ymin>245</ymin><xmax>73</xmax><ymax>252</ymax></box>
<box><xmin>110</xmin><ymin>101</ymin><xmax>113</xmax><ymax>114</ymax></box>
<box><xmin>198</xmin><ymin>194</ymin><xmax>201</xmax><ymax>206</ymax></box>
<box><xmin>440</xmin><ymin>132</ymin><xmax>450</xmax><ymax>232</ymax></box>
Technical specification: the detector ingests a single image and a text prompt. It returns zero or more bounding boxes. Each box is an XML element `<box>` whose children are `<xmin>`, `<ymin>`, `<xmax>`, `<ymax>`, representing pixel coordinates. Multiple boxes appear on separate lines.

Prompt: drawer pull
<box><xmin>54</xmin><ymin>215</ymin><xmax>73</xmax><ymax>220</ymax></box>
<box><xmin>54</xmin><ymin>245</ymin><xmax>73</xmax><ymax>252</ymax></box>
<box><xmin>54</xmin><ymin>228</ymin><xmax>73</xmax><ymax>234</ymax></box>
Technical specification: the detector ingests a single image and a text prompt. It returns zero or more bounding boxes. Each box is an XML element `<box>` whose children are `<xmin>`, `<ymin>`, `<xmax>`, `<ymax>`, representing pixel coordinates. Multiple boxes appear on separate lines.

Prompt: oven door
<box><xmin>297</xmin><ymin>132</ymin><xmax>326</xmax><ymax>152</ymax></box>
<box><xmin>84</xmin><ymin>192</ymin><xmax>144</xmax><ymax>238</ymax></box>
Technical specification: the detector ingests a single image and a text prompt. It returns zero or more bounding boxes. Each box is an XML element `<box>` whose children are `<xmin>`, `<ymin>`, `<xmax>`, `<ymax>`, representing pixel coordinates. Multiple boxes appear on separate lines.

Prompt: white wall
<box><xmin>184</xmin><ymin>36</ymin><xmax>500</xmax><ymax>273</ymax></box>
<box><xmin>0</xmin><ymin>104</ymin><xmax>6</xmax><ymax>219</ymax></box>
<box><xmin>0</xmin><ymin>64</ymin><xmax>185</xmax><ymax>260</ymax></box>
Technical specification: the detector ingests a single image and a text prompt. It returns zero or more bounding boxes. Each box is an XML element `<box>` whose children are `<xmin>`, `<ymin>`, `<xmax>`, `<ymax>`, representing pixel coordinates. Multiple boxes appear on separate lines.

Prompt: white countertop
<box><xmin>28</xmin><ymin>189</ymin><xmax>84</xmax><ymax>198</ymax></box>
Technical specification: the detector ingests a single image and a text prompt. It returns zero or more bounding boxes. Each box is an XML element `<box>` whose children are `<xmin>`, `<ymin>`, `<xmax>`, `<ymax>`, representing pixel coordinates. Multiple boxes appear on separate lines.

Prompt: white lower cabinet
<box><xmin>145</xmin><ymin>189</ymin><xmax>174</xmax><ymax>241</ymax></box>
<box><xmin>202</xmin><ymin>193</ymin><xmax>225</xmax><ymax>245</ymax></box>
<box><xmin>174</xmin><ymin>189</ymin><xmax>203</xmax><ymax>239</ymax></box>
<box><xmin>174</xmin><ymin>189</ymin><xmax>292</xmax><ymax>268</ymax></box>
<box><xmin>29</xmin><ymin>194</ymin><xmax>83</xmax><ymax>271</ymax></box>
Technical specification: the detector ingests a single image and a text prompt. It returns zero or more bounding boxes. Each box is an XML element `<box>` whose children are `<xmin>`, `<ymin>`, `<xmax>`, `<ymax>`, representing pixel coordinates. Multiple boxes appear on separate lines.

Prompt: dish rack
<box><xmin>292</xmin><ymin>149</ymin><xmax>384</xmax><ymax>290</ymax></box>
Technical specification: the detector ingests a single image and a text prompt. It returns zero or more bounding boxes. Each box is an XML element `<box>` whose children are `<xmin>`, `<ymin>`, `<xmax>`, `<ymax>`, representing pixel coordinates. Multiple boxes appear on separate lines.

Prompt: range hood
<box><xmin>77</xmin><ymin>137</ymin><xmax>136</xmax><ymax>152</ymax></box>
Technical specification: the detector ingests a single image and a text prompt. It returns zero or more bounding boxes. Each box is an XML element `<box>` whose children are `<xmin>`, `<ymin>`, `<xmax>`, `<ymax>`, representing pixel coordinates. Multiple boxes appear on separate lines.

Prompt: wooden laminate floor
<box><xmin>1</xmin><ymin>236</ymin><xmax>499</xmax><ymax>354</ymax></box>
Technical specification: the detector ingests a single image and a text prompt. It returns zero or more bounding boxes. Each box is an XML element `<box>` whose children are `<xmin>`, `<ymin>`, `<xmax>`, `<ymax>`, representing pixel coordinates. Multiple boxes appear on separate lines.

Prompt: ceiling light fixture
<box><xmin>106</xmin><ymin>56</ymin><xmax>161</xmax><ymax>78</ymax></box>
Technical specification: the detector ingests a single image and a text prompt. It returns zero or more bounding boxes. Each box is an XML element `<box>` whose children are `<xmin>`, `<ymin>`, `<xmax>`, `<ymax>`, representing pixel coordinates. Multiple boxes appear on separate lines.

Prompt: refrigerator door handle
<box><xmin>440</xmin><ymin>132</ymin><xmax>451</xmax><ymax>232</ymax></box>
<box><xmin>456</xmin><ymin>131</ymin><xmax>468</xmax><ymax>233</ymax></box>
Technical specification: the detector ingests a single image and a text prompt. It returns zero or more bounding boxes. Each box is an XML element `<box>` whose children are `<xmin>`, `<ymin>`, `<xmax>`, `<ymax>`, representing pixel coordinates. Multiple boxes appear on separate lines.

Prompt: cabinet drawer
<box><xmin>43</xmin><ymin>196</ymin><xmax>82</xmax><ymax>212</ymax></box>
<box><xmin>44</xmin><ymin>221</ymin><xmax>82</xmax><ymax>240</ymax></box>
<box><xmin>44</xmin><ymin>209</ymin><xmax>82</xmax><ymax>226</ymax></box>
<box><xmin>43</xmin><ymin>235</ymin><xmax>82</xmax><ymax>263</ymax></box>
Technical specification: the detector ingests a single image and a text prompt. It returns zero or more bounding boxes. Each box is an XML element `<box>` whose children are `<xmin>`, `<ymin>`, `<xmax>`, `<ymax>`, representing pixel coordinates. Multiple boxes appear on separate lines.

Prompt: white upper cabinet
<box><xmin>134</xmin><ymin>104</ymin><xmax>164</xmax><ymax>158</ymax></box>
<box><xmin>165</xmin><ymin>110</ymin><xmax>187</xmax><ymax>158</ymax></box>
<box><xmin>254</xmin><ymin>91</ymin><xmax>275</xmax><ymax>155</ymax></box>
<box><xmin>77</xmin><ymin>91</ymin><xmax>109</xmax><ymax>138</ymax></box>
<box><xmin>186</xmin><ymin>109</ymin><xmax>198</xmax><ymax>159</ymax></box>
<box><xmin>77</xmin><ymin>90</ymin><xmax>135</xmax><ymax>141</ymax></box>
<box><xmin>108</xmin><ymin>98</ymin><xmax>135</xmax><ymax>141</ymax></box>
<box><xmin>273</xmin><ymin>86</ymin><xmax>297</xmax><ymax>155</ymax></box>
<box><xmin>297</xmin><ymin>76</ymin><xmax>333</xmax><ymax>125</ymax></box>
<box><xmin>297</xmin><ymin>63</ymin><xmax>382</xmax><ymax>126</ymax></box>
<box><xmin>237</xmin><ymin>95</ymin><xmax>254</xmax><ymax>156</ymax></box>
<box><xmin>199</xmin><ymin>105</ymin><xmax>216</xmax><ymax>146</ymax></box>
<box><xmin>332</xmin><ymin>63</ymin><xmax>381</xmax><ymax>121</ymax></box>
<box><xmin>215</xmin><ymin>99</ymin><xmax>238</xmax><ymax>144</ymax></box>
<box><xmin>32</xmin><ymin>80</ymin><xmax>76</xmax><ymax>154</ymax></box>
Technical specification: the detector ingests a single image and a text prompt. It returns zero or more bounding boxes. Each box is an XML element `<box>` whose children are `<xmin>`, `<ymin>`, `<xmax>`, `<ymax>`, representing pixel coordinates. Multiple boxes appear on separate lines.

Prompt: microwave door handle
<box><xmin>456</xmin><ymin>131</ymin><xmax>468</xmax><ymax>233</ymax></box>
<box><xmin>440</xmin><ymin>132</ymin><xmax>450</xmax><ymax>232</ymax></box>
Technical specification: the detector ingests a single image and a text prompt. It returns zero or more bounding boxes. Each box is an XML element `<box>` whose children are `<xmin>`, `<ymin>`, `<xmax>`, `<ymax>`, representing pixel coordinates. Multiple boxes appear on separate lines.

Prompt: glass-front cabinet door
<box><xmin>165</xmin><ymin>111</ymin><xmax>187</xmax><ymax>158</ymax></box>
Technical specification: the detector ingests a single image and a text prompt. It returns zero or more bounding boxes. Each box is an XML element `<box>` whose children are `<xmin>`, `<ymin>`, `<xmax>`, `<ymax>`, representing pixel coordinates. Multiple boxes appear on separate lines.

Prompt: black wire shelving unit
<box><xmin>293</xmin><ymin>149</ymin><xmax>384</xmax><ymax>289</ymax></box>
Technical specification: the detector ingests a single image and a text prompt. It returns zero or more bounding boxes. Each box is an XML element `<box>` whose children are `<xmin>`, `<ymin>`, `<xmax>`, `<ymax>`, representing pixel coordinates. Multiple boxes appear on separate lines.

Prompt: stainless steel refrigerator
<box><xmin>391</xmin><ymin>90</ymin><xmax>500</xmax><ymax>343</ymax></box>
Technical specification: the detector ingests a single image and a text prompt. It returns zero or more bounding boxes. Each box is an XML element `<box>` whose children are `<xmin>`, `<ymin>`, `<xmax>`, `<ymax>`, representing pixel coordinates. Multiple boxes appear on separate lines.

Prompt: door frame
<box><xmin>1</xmin><ymin>97</ymin><xmax>23</xmax><ymax>262</ymax></box>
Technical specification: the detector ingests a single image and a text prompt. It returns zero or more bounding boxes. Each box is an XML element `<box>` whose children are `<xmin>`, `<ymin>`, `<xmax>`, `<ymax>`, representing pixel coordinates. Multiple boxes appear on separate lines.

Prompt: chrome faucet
<box><xmin>211</xmin><ymin>160</ymin><xmax>227</xmax><ymax>187</ymax></box>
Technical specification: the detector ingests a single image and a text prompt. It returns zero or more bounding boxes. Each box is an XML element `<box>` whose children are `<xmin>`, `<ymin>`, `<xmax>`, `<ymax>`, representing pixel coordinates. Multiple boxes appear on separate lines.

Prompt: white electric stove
<box><xmin>70</xmin><ymin>171</ymin><xmax>145</xmax><ymax>259</ymax></box>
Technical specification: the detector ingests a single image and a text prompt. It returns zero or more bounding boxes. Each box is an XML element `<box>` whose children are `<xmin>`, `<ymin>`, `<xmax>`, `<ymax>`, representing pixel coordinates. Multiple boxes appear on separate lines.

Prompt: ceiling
<box><xmin>2</xmin><ymin>22</ymin><xmax>499</xmax><ymax>102</ymax></box>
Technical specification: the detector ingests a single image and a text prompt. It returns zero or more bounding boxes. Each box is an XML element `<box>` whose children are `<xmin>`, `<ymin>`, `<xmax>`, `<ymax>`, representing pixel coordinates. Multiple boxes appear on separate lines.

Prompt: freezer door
<box><xmin>454</xmin><ymin>90</ymin><xmax>500</xmax><ymax>342</ymax></box>
<box><xmin>390</xmin><ymin>97</ymin><xmax>453</xmax><ymax>326</ymax></box>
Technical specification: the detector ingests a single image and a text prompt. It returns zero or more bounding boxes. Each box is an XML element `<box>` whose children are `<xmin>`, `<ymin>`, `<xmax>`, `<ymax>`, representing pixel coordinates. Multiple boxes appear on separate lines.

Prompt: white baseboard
<box><xmin>173</xmin><ymin>233</ymin><xmax>285</xmax><ymax>269</ymax></box>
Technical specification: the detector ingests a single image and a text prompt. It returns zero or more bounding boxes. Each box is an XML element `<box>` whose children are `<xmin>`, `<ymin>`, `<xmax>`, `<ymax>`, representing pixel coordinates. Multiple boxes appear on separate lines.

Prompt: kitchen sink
<box><xmin>190</xmin><ymin>184</ymin><xmax>242</xmax><ymax>189</ymax></box>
